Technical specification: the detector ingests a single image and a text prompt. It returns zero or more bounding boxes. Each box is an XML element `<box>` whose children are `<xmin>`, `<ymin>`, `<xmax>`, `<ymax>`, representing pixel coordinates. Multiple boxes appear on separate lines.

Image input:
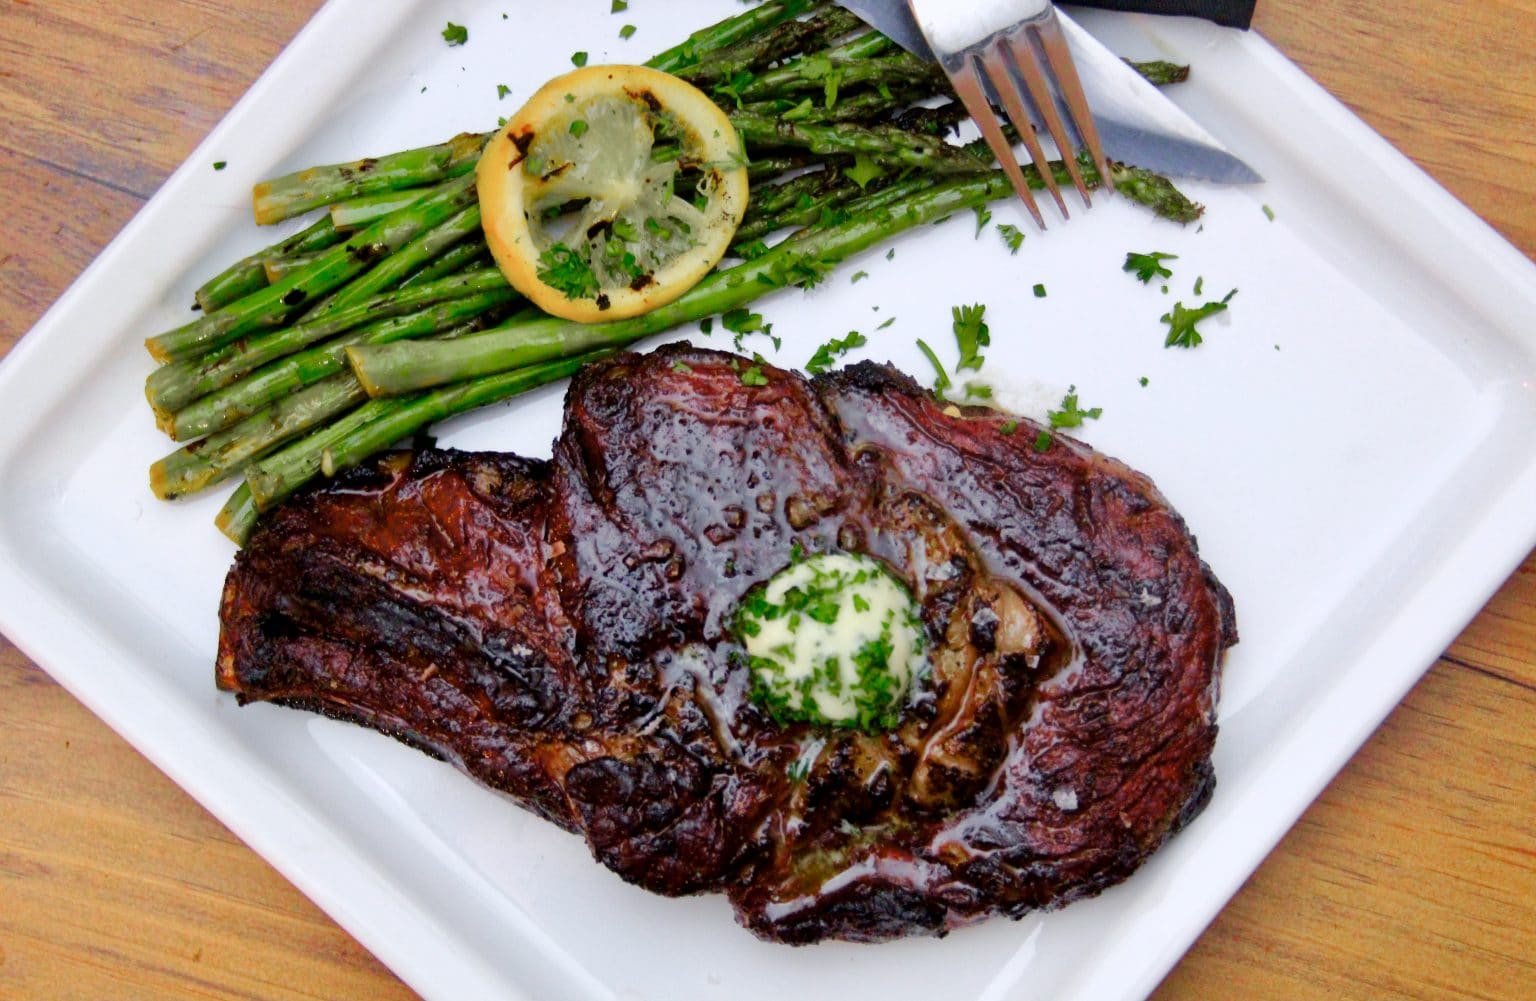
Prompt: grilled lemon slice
<box><xmin>477</xmin><ymin>65</ymin><xmax>749</xmax><ymax>323</ymax></box>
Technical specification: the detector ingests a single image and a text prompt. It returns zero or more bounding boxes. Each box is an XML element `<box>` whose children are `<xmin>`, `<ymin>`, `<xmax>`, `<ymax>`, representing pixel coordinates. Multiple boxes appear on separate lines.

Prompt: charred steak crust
<box><xmin>217</xmin><ymin>345</ymin><xmax>1236</xmax><ymax>943</ymax></box>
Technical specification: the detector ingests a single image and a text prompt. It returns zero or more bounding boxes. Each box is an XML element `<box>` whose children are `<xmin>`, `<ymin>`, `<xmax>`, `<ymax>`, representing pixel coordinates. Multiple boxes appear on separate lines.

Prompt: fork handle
<box><xmin>1069</xmin><ymin>0</ymin><xmax>1255</xmax><ymax>29</ymax></box>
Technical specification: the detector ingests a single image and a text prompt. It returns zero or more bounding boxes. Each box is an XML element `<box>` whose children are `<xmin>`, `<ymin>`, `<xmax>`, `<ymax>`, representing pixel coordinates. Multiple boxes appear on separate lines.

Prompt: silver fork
<box><xmin>907</xmin><ymin>0</ymin><xmax>1113</xmax><ymax>228</ymax></box>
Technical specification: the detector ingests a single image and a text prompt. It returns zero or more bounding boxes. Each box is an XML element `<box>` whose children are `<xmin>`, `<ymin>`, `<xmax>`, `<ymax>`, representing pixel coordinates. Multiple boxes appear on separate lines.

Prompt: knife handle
<box><xmin>1068</xmin><ymin>0</ymin><xmax>1256</xmax><ymax>29</ymax></box>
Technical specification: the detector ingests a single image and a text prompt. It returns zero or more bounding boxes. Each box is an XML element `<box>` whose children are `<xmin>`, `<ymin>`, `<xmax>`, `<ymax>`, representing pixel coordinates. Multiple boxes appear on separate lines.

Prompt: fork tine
<box><xmin>978</xmin><ymin>45</ymin><xmax>1069</xmax><ymax>220</ymax></box>
<box><xmin>1003</xmin><ymin>31</ymin><xmax>1092</xmax><ymax>205</ymax></box>
<box><xmin>946</xmin><ymin>59</ymin><xmax>1046</xmax><ymax>229</ymax></box>
<box><xmin>1033</xmin><ymin>16</ymin><xmax>1115</xmax><ymax>193</ymax></box>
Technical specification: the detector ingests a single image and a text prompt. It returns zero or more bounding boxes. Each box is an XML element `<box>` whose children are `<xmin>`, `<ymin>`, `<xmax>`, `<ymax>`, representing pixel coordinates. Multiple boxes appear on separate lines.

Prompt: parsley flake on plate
<box><xmin>441</xmin><ymin>21</ymin><xmax>468</xmax><ymax>46</ymax></box>
<box><xmin>1124</xmin><ymin>250</ymin><xmax>1177</xmax><ymax>284</ymax></box>
<box><xmin>951</xmin><ymin>303</ymin><xmax>989</xmax><ymax>373</ymax></box>
<box><xmin>1047</xmin><ymin>386</ymin><xmax>1103</xmax><ymax>429</ymax></box>
<box><xmin>973</xmin><ymin>205</ymin><xmax>992</xmax><ymax>237</ymax></box>
<box><xmin>805</xmin><ymin>330</ymin><xmax>868</xmax><ymax>375</ymax></box>
<box><xmin>915</xmin><ymin>338</ymin><xmax>951</xmax><ymax>394</ymax></box>
<box><xmin>1160</xmin><ymin>293</ymin><xmax>1235</xmax><ymax>349</ymax></box>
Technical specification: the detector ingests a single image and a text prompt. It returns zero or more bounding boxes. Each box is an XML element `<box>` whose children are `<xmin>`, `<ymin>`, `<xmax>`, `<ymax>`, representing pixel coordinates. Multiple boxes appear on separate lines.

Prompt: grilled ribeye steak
<box><xmin>217</xmin><ymin>344</ymin><xmax>1236</xmax><ymax>943</ymax></box>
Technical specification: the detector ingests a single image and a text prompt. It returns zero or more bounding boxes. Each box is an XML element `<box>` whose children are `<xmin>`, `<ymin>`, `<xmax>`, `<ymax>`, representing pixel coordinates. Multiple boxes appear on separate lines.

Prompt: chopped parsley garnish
<box><xmin>1139</xmin><ymin>375</ymin><xmax>1150</xmax><ymax>387</ymax></box>
<box><xmin>1263</xmin><ymin>203</ymin><xmax>1276</xmax><ymax>221</ymax></box>
<box><xmin>721</xmin><ymin>307</ymin><xmax>772</xmax><ymax>353</ymax></box>
<box><xmin>850</xmin><ymin>270</ymin><xmax>869</xmax><ymax>284</ymax></box>
<box><xmin>568</xmin><ymin>119</ymin><xmax>589</xmax><ymax>138</ymax></box>
<box><xmin>963</xmin><ymin>382</ymin><xmax>993</xmax><ymax>400</ymax></box>
<box><xmin>915</xmin><ymin>338</ymin><xmax>951</xmax><ymax>394</ymax></box>
<box><xmin>740</xmin><ymin>365</ymin><xmax>769</xmax><ymax>386</ymax></box>
<box><xmin>876</xmin><ymin>316</ymin><xmax>896</xmax><ymax>330</ymax></box>
<box><xmin>536</xmin><ymin>243</ymin><xmax>599</xmax><ymax>300</ymax></box>
<box><xmin>735</xmin><ymin>238</ymin><xmax>769</xmax><ymax>261</ymax></box>
<box><xmin>212</xmin><ymin>161</ymin><xmax>227</xmax><ymax>171</ymax></box>
<box><xmin>973</xmin><ymin>205</ymin><xmax>993</xmax><ymax>237</ymax></box>
<box><xmin>951</xmin><ymin>303</ymin><xmax>989</xmax><ymax>373</ymax></box>
<box><xmin>571</xmin><ymin>51</ymin><xmax>589</xmax><ymax>67</ymax></box>
<box><xmin>611</xmin><ymin>0</ymin><xmax>628</xmax><ymax>10</ymax></box>
<box><xmin>756</xmin><ymin>253</ymin><xmax>830</xmax><ymax>291</ymax></box>
<box><xmin>720</xmin><ymin>308</ymin><xmax>764</xmax><ymax>334</ymax></box>
<box><xmin>620</xmin><ymin>24</ymin><xmax>636</xmax><ymax>39</ymax></box>
<box><xmin>1032</xmin><ymin>283</ymin><xmax>1047</xmax><ymax>298</ymax></box>
<box><xmin>885</xmin><ymin>248</ymin><xmax>896</xmax><ymax>261</ymax></box>
<box><xmin>699</xmin><ymin>317</ymin><xmax>714</xmax><ymax>335</ymax></box>
<box><xmin>805</xmin><ymin>330</ymin><xmax>868</xmax><ymax>375</ymax></box>
<box><xmin>671</xmin><ymin>360</ymin><xmax>693</xmax><ymax>374</ymax></box>
<box><xmin>497</xmin><ymin>83</ymin><xmax>511</xmax><ymax>100</ymax></box>
<box><xmin>1193</xmin><ymin>275</ymin><xmax>1204</xmax><ymax>296</ymax></box>
<box><xmin>781</xmin><ymin>98</ymin><xmax>816</xmax><ymax>121</ymax></box>
<box><xmin>441</xmin><ymin>21</ymin><xmax>468</xmax><ymax>46</ymax></box>
<box><xmin>1047</xmin><ymin>385</ymin><xmax>1103</xmax><ymax>429</ymax></box>
<box><xmin>1160</xmin><ymin>291</ymin><xmax>1236</xmax><ymax>348</ymax></box>
<box><xmin>734</xmin><ymin>553</ymin><xmax>925</xmax><ymax>733</ymax></box>
<box><xmin>845</xmin><ymin>154</ymin><xmax>884</xmax><ymax>190</ymax></box>
<box><xmin>1033</xmin><ymin>430</ymin><xmax>1053</xmax><ymax>452</ymax></box>
<box><xmin>997</xmin><ymin>224</ymin><xmax>1024</xmax><ymax>255</ymax></box>
<box><xmin>1124</xmin><ymin>250</ymin><xmax>1178</xmax><ymax>284</ymax></box>
<box><xmin>999</xmin><ymin>419</ymin><xmax>1019</xmax><ymax>436</ymax></box>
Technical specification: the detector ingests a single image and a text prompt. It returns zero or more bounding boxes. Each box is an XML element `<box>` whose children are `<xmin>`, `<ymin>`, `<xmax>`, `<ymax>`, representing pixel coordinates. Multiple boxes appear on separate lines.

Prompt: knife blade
<box><xmin>833</xmin><ymin>0</ymin><xmax>1262</xmax><ymax>183</ymax></box>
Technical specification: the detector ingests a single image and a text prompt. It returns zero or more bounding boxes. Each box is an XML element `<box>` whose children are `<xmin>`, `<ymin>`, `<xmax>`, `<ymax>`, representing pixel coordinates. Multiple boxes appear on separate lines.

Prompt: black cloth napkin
<box><xmin>1071</xmin><ymin>0</ymin><xmax>1256</xmax><ymax>29</ymax></box>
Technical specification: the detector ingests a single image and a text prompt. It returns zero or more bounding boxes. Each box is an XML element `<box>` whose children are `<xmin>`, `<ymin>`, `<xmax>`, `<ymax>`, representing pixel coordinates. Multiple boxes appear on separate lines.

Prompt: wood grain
<box><xmin>1</xmin><ymin>2</ymin><xmax>1532</xmax><ymax>999</ymax></box>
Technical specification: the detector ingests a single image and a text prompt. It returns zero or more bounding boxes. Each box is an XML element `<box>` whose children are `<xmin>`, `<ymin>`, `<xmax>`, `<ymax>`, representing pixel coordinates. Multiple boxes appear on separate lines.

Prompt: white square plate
<box><xmin>2</xmin><ymin>2</ymin><xmax>1535</xmax><ymax>999</ymax></box>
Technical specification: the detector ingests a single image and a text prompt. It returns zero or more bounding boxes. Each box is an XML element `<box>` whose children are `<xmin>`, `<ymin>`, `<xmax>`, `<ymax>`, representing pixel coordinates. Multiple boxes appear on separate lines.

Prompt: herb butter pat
<box><xmin>735</xmin><ymin>553</ymin><xmax>926</xmax><ymax>732</ymax></box>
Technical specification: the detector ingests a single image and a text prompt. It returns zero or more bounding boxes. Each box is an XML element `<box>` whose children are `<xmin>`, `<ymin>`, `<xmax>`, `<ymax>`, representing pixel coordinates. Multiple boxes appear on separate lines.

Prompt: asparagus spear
<box><xmin>145</xmin><ymin>175</ymin><xmax>477</xmax><ymax>363</ymax></box>
<box><xmin>302</xmin><ymin>203</ymin><xmax>484</xmax><ymax>319</ymax></box>
<box><xmin>679</xmin><ymin>7</ymin><xmax>862</xmax><ymax>87</ymax></box>
<box><xmin>1104</xmin><ymin>159</ymin><xmax>1204</xmax><ymax>223</ymax></box>
<box><xmin>151</xmin><ymin>375</ymin><xmax>367</xmax><ymax>500</ymax></box>
<box><xmin>728</xmin><ymin>112</ymin><xmax>988</xmax><ymax>175</ymax></box>
<box><xmin>398</xmin><ymin>241</ymin><xmax>492</xmax><ymax>289</ymax></box>
<box><xmin>735</xmin><ymin>176</ymin><xmax>864</xmax><ymax>245</ymax></box>
<box><xmin>646</xmin><ymin>0</ymin><xmax>822</xmax><ymax>75</ymax></box>
<box><xmin>261</xmin><ymin>250</ymin><xmax>322</xmax><ymax>283</ymax></box>
<box><xmin>742</xmin><ymin>86</ymin><xmax>932</xmax><ymax>127</ymax></box>
<box><xmin>329</xmin><ymin>182</ymin><xmax>453</xmax><ymax>229</ymax></box>
<box><xmin>348</xmin><ymin>171</ymin><xmax>1019</xmax><ymax>396</ymax></box>
<box><xmin>169</xmin><ymin>290</ymin><xmax>517</xmax><ymax>441</ymax></box>
<box><xmin>1127</xmin><ymin>60</ymin><xmax>1190</xmax><ymax>86</ymax></box>
<box><xmin>741</xmin><ymin>166</ymin><xmax>849</xmax><ymax>223</ymax></box>
<box><xmin>146</xmin><ymin>269</ymin><xmax>512</xmax><ymax>415</ymax></box>
<box><xmin>732</xmin><ymin>31</ymin><xmax>896</xmax><ymax>101</ymax></box>
<box><xmin>153</xmin><ymin>317</ymin><xmax>498</xmax><ymax>501</ymax></box>
<box><xmin>252</xmin><ymin>132</ymin><xmax>487</xmax><ymax>225</ymax></box>
<box><xmin>747</xmin><ymin>153</ymin><xmax>817</xmax><ymax>181</ymax></box>
<box><xmin>218</xmin><ymin>348</ymin><xmax>610</xmax><ymax>544</ymax></box>
<box><xmin>194</xmin><ymin>215</ymin><xmax>346</xmax><ymax>312</ymax></box>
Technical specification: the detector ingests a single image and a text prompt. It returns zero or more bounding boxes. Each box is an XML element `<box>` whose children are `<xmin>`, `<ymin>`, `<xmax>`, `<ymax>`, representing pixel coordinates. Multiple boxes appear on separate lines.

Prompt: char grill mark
<box><xmin>217</xmin><ymin>345</ymin><xmax>1235</xmax><ymax>943</ymax></box>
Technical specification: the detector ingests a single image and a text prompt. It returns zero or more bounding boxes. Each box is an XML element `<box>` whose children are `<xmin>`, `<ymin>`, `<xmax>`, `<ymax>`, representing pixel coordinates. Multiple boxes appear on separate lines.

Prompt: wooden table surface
<box><xmin>2</xmin><ymin>2</ymin><xmax>1533</xmax><ymax>998</ymax></box>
